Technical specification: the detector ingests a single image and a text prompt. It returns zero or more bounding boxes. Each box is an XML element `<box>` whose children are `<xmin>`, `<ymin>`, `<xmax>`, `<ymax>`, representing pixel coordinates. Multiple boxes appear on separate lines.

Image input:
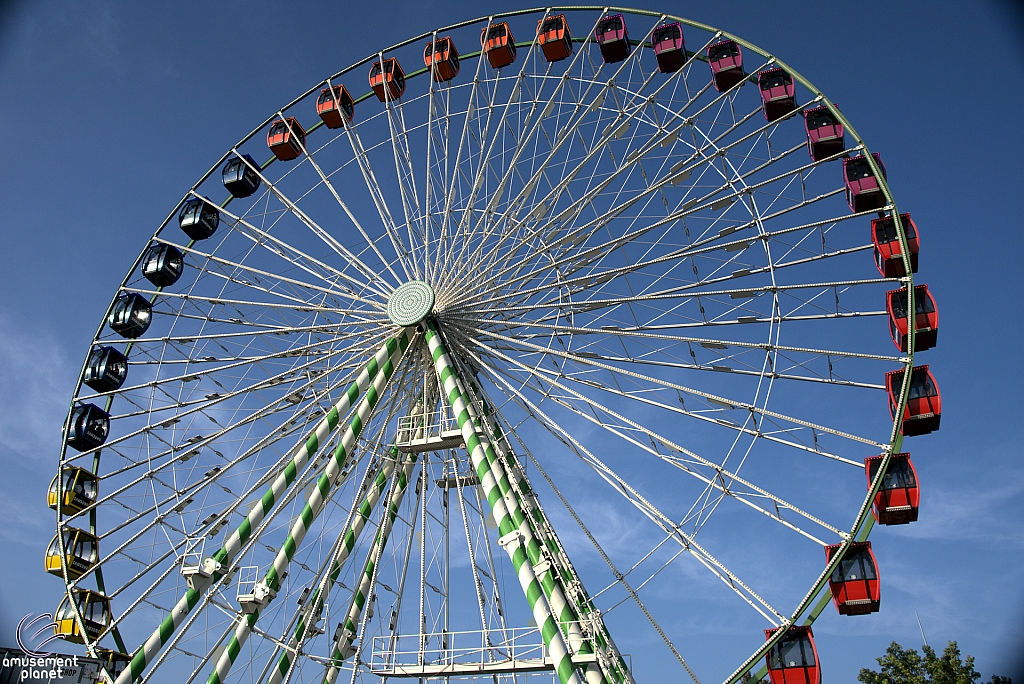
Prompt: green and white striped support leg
<box><xmin>207</xmin><ymin>333</ymin><xmax>416</xmax><ymax>684</ymax></box>
<box><xmin>469</xmin><ymin>381</ymin><xmax>629</xmax><ymax>684</ymax></box>
<box><xmin>266</xmin><ymin>451</ymin><xmax>400</xmax><ymax>684</ymax></box>
<box><xmin>115</xmin><ymin>330</ymin><xmax>414</xmax><ymax>684</ymax></box>
<box><xmin>456</xmin><ymin>383</ymin><xmax>604</xmax><ymax>684</ymax></box>
<box><xmin>322</xmin><ymin>453</ymin><xmax>418</xmax><ymax>684</ymax></box>
<box><xmin>425</xmin><ymin>323</ymin><xmax>583</xmax><ymax>684</ymax></box>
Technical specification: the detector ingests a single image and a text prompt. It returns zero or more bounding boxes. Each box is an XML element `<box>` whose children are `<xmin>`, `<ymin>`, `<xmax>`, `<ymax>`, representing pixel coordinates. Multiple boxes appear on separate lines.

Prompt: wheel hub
<box><xmin>387</xmin><ymin>280</ymin><xmax>435</xmax><ymax>327</ymax></box>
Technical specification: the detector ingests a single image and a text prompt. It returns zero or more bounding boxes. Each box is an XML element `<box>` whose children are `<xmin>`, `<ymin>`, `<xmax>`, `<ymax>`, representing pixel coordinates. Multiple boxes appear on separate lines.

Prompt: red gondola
<box><xmin>595</xmin><ymin>14</ymin><xmax>629</xmax><ymax>63</ymax></box>
<box><xmin>267</xmin><ymin>118</ymin><xmax>306</xmax><ymax>162</ymax></box>
<box><xmin>316</xmin><ymin>85</ymin><xmax>354</xmax><ymax>129</ymax></box>
<box><xmin>803</xmin><ymin>105</ymin><xmax>844</xmax><ymax>161</ymax></box>
<box><xmin>887</xmin><ymin>285</ymin><xmax>938</xmax><ymax>352</ymax></box>
<box><xmin>651</xmin><ymin>22</ymin><xmax>685</xmax><ymax>73</ymax></box>
<box><xmin>482</xmin><ymin>22</ymin><xmax>517</xmax><ymax>69</ymax></box>
<box><xmin>844</xmin><ymin>153</ymin><xmax>887</xmax><ymax>213</ymax></box>
<box><xmin>538</xmin><ymin>15</ymin><xmax>572</xmax><ymax>63</ymax></box>
<box><xmin>707</xmin><ymin>40</ymin><xmax>744</xmax><ymax>92</ymax></box>
<box><xmin>865</xmin><ymin>453</ymin><xmax>920</xmax><ymax>525</ymax></box>
<box><xmin>369</xmin><ymin>58</ymin><xmax>406</xmax><ymax>102</ymax></box>
<box><xmin>872</xmin><ymin>213</ymin><xmax>919</xmax><ymax>277</ymax></box>
<box><xmin>886</xmin><ymin>365</ymin><xmax>941</xmax><ymax>436</ymax></box>
<box><xmin>824</xmin><ymin>542</ymin><xmax>881</xmax><ymax>615</ymax></box>
<box><xmin>765</xmin><ymin>626</ymin><xmax>820</xmax><ymax>684</ymax></box>
<box><xmin>758</xmin><ymin>67</ymin><xmax>796</xmax><ymax>122</ymax></box>
<box><xmin>425</xmin><ymin>37</ymin><xmax>460</xmax><ymax>82</ymax></box>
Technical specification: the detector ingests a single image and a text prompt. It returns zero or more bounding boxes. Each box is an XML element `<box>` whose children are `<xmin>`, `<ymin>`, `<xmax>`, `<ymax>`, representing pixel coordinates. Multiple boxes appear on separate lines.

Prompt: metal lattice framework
<box><xmin>49</xmin><ymin>8</ymin><xmax>925</xmax><ymax>684</ymax></box>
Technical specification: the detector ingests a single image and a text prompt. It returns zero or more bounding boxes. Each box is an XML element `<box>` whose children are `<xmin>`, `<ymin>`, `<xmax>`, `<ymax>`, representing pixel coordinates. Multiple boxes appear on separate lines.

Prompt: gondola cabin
<box><xmin>108</xmin><ymin>292</ymin><xmax>152</xmax><ymax>339</ymax></box>
<box><xmin>872</xmin><ymin>213</ymin><xmax>919</xmax><ymax>277</ymax></box>
<box><xmin>96</xmin><ymin>650</ymin><xmax>131</xmax><ymax>679</ymax></box>
<box><xmin>424</xmin><ymin>37</ymin><xmax>460</xmax><ymax>82</ymax></box>
<box><xmin>758</xmin><ymin>67</ymin><xmax>796</xmax><ymax>122</ymax></box>
<box><xmin>865</xmin><ymin>453</ymin><xmax>920</xmax><ymax>525</ymax></box>
<box><xmin>369</xmin><ymin>58</ymin><xmax>406</xmax><ymax>102</ymax></box>
<box><xmin>316</xmin><ymin>85</ymin><xmax>355</xmax><ymax>128</ymax></box>
<box><xmin>824</xmin><ymin>542</ymin><xmax>881</xmax><ymax>615</ymax></box>
<box><xmin>595</xmin><ymin>14</ymin><xmax>629</xmax><ymax>63</ymax></box>
<box><xmin>83</xmin><ymin>346</ymin><xmax>128</xmax><ymax>393</ymax></box>
<box><xmin>267</xmin><ymin>118</ymin><xmax>306</xmax><ymax>161</ymax></box>
<box><xmin>142</xmin><ymin>243</ymin><xmax>183</xmax><ymax>287</ymax></box>
<box><xmin>66</xmin><ymin>403</ymin><xmax>110</xmax><ymax>452</ymax></box>
<box><xmin>707</xmin><ymin>40</ymin><xmax>744</xmax><ymax>91</ymax></box>
<box><xmin>803</xmin><ymin>105</ymin><xmax>844</xmax><ymax>161</ymax></box>
<box><xmin>651</xmin><ymin>22</ymin><xmax>685</xmax><ymax>73</ymax></box>
<box><xmin>538</xmin><ymin>15</ymin><xmax>572</xmax><ymax>63</ymax></box>
<box><xmin>221</xmin><ymin>154</ymin><xmax>261</xmax><ymax>198</ymax></box>
<box><xmin>765</xmin><ymin>626</ymin><xmax>820</xmax><ymax>684</ymax></box>
<box><xmin>844</xmin><ymin>153</ymin><xmax>887</xmax><ymax>213</ymax></box>
<box><xmin>54</xmin><ymin>590</ymin><xmax>111</xmax><ymax>644</ymax></box>
<box><xmin>482</xmin><ymin>22</ymin><xmax>516</xmax><ymax>69</ymax></box>
<box><xmin>887</xmin><ymin>285</ymin><xmax>938</xmax><ymax>352</ymax></box>
<box><xmin>48</xmin><ymin>466</ymin><xmax>98</xmax><ymax>515</ymax></box>
<box><xmin>179</xmin><ymin>197</ymin><xmax>220</xmax><ymax>240</ymax></box>
<box><xmin>45</xmin><ymin>528</ymin><xmax>98</xmax><ymax>580</ymax></box>
<box><xmin>887</xmin><ymin>365</ymin><xmax>941</xmax><ymax>436</ymax></box>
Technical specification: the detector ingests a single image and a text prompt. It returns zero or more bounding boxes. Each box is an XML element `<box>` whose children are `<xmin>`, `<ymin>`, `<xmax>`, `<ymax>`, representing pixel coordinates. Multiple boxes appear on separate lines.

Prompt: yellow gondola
<box><xmin>45</xmin><ymin>528</ymin><xmax>98</xmax><ymax>579</ymax></box>
<box><xmin>95</xmin><ymin>648</ymin><xmax>131</xmax><ymax>678</ymax></box>
<box><xmin>54</xmin><ymin>590</ymin><xmax>111</xmax><ymax>644</ymax></box>
<box><xmin>48</xmin><ymin>466</ymin><xmax>98</xmax><ymax>515</ymax></box>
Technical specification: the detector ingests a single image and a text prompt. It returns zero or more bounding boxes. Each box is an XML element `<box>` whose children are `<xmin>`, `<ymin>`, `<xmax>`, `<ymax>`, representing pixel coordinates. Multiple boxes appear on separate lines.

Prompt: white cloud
<box><xmin>0</xmin><ymin>314</ymin><xmax>77</xmax><ymax>465</ymax></box>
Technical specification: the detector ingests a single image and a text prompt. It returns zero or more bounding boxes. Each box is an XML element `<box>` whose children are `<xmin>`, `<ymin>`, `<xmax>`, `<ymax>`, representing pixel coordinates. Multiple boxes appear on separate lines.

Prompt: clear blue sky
<box><xmin>0</xmin><ymin>0</ymin><xmax>1021</xmax><ymax>681</ymax></box>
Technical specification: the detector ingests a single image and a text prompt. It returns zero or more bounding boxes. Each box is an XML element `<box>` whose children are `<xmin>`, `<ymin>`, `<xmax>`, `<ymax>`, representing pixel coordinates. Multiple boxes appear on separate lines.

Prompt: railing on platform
<box><xmin>395</xmin><ymin>401</ymin><xmax>487</xmax><ymax>453</ymax></box>
<box><xmin>370</xmin><ymin>626</ymin><xmax>595</xmax><ymax>678</ymax></box>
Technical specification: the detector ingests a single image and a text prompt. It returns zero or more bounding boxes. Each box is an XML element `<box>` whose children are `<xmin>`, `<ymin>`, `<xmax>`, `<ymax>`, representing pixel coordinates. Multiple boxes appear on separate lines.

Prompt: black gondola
<box><xmin>66</xmin><ymin>404</ymin><xmax>110</xmax><ymax>452</ymax></box>
<box><xmin>108</xmin><ymin>293</ymin><xmax>152</xmax><ymax>338</ymax></box>
<box><xmin>221</xmin><ymin>154</ymin><xmax>262</xmax><ymax>198</ymax></box>
<box><xmin>83</xmin><ymin>346</ymin><xmax>128</xmax><ymax>393</ymax></box>
<box><xmin>142</xmin><ymin>243</ymin><xmax>184</xmax><ymax>287</ymax></box>
<box><xmin>179</xmin><ymin>197</ymin><xmax>220</xmax><ymax>240</ymax></box>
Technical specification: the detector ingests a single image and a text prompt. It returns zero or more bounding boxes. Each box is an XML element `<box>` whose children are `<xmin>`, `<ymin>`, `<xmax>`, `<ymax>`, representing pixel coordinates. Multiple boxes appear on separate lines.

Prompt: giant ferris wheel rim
<box><xmin>52</xmin><ymin>8</ymin><xmax>923</xmax><ymax>684</ymax></box>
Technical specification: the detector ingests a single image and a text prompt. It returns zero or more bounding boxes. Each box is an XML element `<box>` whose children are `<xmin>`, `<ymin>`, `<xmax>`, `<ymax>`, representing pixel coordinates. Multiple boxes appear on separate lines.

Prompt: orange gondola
<box><xmin>369</xmin><ymin>58</ymin><xmax>406</xmax><ymax>102</ymax></box>
<box><xmin>425</xmin><ymin>37</ymin><xmax>460</xmax><ymax>82</ymax></box>
<box><xmin>537</xmin><ymin>15</ymin><xmax>572</xmax><ymax>63</ymax></box>
<box><xmin>482</xmin><ymin>22</ymin><xmax>517</xmax><ymax>69</ymax></box>
<box><xmin>267</xmin><ymin>117</ymin><xmax>306</xmax><ymax>161</ymax></box>
<box><xmin>316</xmin><ymin>85</ymin><xmax>354</xmax><ymax>129</ymax></box>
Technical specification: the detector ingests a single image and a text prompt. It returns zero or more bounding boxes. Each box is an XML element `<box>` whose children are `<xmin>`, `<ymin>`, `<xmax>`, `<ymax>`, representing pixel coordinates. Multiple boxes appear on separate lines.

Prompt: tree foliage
<box><xmin>858</xmin><ymin>641</ymin><xmax>1012</xmax><ymax>684</ymax></box>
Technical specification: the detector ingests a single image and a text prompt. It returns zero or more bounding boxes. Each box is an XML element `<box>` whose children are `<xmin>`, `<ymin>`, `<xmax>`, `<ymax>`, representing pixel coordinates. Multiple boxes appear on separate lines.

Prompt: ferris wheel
<box><xmin>46</xmin><ymin>8</ymin><xmax>941</xmax><ymax>684</ymax></box>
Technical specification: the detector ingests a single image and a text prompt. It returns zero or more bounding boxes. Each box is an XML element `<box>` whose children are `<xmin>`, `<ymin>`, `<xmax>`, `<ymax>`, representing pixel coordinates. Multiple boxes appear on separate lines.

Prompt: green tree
<box><xmin>858</xmin><ymin>641</ymin><xmax>1012</xmax><ymax>684</ymax></box>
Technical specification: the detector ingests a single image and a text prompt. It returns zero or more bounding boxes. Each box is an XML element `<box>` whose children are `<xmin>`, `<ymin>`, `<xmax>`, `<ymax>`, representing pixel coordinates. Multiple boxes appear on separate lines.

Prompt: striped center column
<box><xmin>425</xmin><ymin>322</ymin><xmax>583</xmax><ymax>684</ymax></box>
<box><xmin>115</xmin><ymin>330</ymin><xmax>413</xmax><ymax>684</ymax></box>
<box><xmin>469</xmin><ymin>378</ymin><xmax>631</xmax><ymax>684</ymax></box>
<box><xmin>455</xmin><ymin>379</ymin><xmax>605</xmax><ymax>684</ymax></box>
<box><xmin>206</xmin><ymin>331</ymin><xmax>417</xmax><ymax>684</ymax></box>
